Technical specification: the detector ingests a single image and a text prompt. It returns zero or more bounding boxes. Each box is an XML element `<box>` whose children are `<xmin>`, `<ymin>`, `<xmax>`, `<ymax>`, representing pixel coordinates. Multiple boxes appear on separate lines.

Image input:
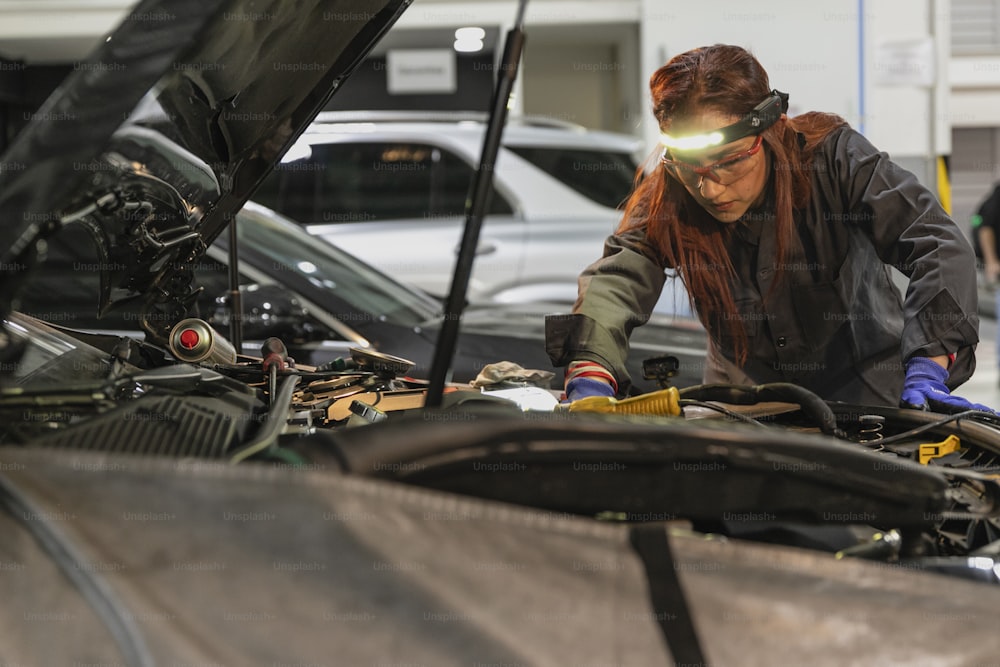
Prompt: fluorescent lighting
<box><xmin>454</xmin><ymin>38</ymin><xmax>483</xmax><ymax>53</ymax></box>
<box><xmin>455</xmin><ymin>27</ymin><xmax>485</xmax><ymax>41</ymax></box>
<box><xmin>454</xmin><ymin>26</ymin><xmax>485</xmax><ymax>53</ymax></box>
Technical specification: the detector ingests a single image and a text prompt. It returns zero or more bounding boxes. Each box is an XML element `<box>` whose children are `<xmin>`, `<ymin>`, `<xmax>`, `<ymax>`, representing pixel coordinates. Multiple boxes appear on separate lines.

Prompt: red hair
<box><xmin>620</xmin><ymin>45</ymin><xmax>847</xmax><ymax>364</ymax></box>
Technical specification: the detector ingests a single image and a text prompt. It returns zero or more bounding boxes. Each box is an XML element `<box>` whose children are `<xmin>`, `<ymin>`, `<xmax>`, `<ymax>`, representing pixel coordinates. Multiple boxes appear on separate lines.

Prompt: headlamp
<box><xmin>660</xmin><ymin>89</ymin><xmax>789</xmax><ymax>152</ymax></box>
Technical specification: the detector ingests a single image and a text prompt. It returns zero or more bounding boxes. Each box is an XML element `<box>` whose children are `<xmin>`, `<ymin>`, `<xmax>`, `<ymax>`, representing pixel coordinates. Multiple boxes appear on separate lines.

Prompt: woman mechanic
<box><xmin>545</xmin><ymin>44</ymin><xmax>992</xmax><ymax>412</ymax></box>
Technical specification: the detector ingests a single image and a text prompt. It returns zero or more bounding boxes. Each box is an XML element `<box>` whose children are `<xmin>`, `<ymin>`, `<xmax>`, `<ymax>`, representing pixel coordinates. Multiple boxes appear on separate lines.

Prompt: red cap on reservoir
<box><xmin>179</xmin><ymin>328</ymin><xmax>200</xmax><ymax>350</ymax></box>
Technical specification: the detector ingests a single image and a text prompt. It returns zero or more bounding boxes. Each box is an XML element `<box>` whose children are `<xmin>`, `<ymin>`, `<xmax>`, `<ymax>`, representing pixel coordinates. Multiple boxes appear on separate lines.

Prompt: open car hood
<box><xmin>4</xmin><ymin>445</ymin><xmax>1000</xmax><ymax>666</ymax></box>
<box><xmin>0</xmin><ymin>0</ymin><xmax>410</xmax><ymax>341</ymax></box>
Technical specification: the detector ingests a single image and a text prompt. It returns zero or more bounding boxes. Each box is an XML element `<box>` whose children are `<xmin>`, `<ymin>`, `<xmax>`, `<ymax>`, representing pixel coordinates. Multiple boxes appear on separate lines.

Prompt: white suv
<box><xmin>251</xmin><ymin>111</ymin><xmax>691</xmax><ymax>316</ymax></box>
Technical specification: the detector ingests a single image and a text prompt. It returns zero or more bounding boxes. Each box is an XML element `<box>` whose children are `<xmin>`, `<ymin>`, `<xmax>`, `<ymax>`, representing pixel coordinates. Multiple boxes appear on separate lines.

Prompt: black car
<box><xmin>3</xmin><ymin>1</ymin><xmax>1000</xmax><ymax>665</ymax></box>
<box><xmin>18</xmin><ymin>200</ymin><xmax>710</xmax><ymax>390</ymax></box>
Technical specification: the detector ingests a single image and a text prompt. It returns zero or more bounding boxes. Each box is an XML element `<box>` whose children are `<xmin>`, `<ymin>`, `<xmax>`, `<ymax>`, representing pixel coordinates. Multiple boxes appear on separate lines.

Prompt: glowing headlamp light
<box><xmin>660</xmin><ymin>131</ymin><xmax>725</xmax><ymax>151</ymax></box>
<box><xmin>660</xmin><ymin>89</ymin><xmax>789</xmax><ymax>153</ymax></box>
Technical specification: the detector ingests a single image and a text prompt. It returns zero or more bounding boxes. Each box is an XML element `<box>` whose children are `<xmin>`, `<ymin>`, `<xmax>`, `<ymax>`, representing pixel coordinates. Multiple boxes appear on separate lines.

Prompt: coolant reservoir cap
<box><xmin>179</xmin><ymin>328</ymin><xmax>200</xmax><ymax>350</ymax></box>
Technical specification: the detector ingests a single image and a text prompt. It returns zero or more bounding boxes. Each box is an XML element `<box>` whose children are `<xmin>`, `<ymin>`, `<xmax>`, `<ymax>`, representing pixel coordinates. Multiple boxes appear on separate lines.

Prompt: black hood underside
<box><xmin>0</xmin><ymin>0</ymin><xmax>410</xmax><ymax>342</ymax></box>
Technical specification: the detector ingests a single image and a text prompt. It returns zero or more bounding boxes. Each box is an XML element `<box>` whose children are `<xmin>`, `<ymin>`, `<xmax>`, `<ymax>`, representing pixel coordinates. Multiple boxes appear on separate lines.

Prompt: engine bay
<box><xmin>3</xmin><ymin>313</ymin><xmax>1000</xmax><ymax>588</ymax></box>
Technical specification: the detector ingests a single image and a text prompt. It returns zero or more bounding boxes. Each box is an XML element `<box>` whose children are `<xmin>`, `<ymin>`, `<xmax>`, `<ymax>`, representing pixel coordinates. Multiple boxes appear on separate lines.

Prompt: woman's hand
<box><xmin>564</xmin><ymin>377</ymin><xmax>615</xmax><ymax>403</ymax></box>
<box><xmin>900</xmin><ymin>356</ymin><xmax>995</xmax><ymax>414</ymax></box>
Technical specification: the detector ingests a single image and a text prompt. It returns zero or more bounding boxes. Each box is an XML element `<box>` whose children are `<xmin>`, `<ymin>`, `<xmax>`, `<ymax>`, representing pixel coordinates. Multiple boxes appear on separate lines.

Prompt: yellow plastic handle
<box><xmin>918</xmin><ymin>434</ymin><xmax>961</xmax><ymax>465</ymax></box>
<box><xmin>565</xmin><ymin>387</ymin><xmax>682</xmax><ymax>417</ymax></box>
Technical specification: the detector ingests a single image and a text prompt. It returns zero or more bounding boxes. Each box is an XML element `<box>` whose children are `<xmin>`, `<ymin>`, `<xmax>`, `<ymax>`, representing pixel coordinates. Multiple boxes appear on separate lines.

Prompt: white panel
<box><xmin>933</xmin><ymin>0</ymin><xmax>951</xmax><ymax>155</ymax></box>
<box><xmin>868</xmin><ymin>88</ymin><xmax>934</xmax><ymax>155</ymax></box>
<box><xmin>951</xmin><ymin>55</ymin><xmax>1000</xmax><ymax>85</ymax></box>
<box><xmin>951</xmin><ymin>89</ymin><xmax>1000</xmax><ymax>125</ymax></box>
<box><xmin>864</xmin><ymin>0</ymin><xmax>942</xmax><ymax>156</ymax></box>
<box><xmin>873</xmin><ymin>37</ymin><xmax>936</xmax><ymax>86</ymax></box>
<box><xmin>637</xmin><ymin>0</ymin><xmax>859</xmax><ymax>152</ymax></box>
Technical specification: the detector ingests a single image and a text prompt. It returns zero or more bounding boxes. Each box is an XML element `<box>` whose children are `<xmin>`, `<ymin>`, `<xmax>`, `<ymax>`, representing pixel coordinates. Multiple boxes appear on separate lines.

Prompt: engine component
<box><xmin>918</xmin><ymin>434</ymin><xmax>962</xmax><ymax>465</ymax></box>
<box><xmin>260</xmin><ymin>338</ymin><xmax>289</xmax><ymax>373</ymax></box>
<box><xmin>349</xmin><ymin>347</ymin><xmax>414</xmax><ymax>379</ymax></box>
<box><xmin>347</xmin><ymin>400</ymin><xmax>388</xmax><ymax>426</ymax></box>
<box><xmin>856</xmin><ymin>414</ymin><xmax>885</xmax><ymax>449</ymax></box>
<box><xmin>261</xmin><ymin>337</ymin><xmax>289</xmax><ymax>403</ymax></box>
<box><xmin>168</xmin><ymin>318</ymin><xmax>237</xmax><ymax>365</ymax></box>
<box><xmin>34</xmin><ymin>392</ymin><xmax>259</xmax><ymax>457</ymax></box>
<box><xmin>642</xmin><ymin>355</ymin><xmax>680</xmax><ymax>389</ymax></box>
<box><xmin>835</xmin><ymin>529</ymin><xmax>902</xmax><ymax>561</ymax></box>
<box><xmin>327</xmin><ymin>389</ymin><xmax>427</xmax><ymax>422</ymax></box>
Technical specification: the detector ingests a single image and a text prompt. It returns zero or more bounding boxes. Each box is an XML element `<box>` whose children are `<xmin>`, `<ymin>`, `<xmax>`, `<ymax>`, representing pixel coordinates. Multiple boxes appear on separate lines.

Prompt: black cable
<box><xmin>678</xmin><ymin>382</ymin><xmax>845</xmax><ymax>438</ymax></box>
<box><xmin>679</xmin><ymin>399</ymin><xmax>767</xmax><ymax>427</ymax></box>
<box><xmin>268</xmin><ymin>363</ymin><xmax>278</xmax><ymax>407</ymax></box>
<box><xmin>230</xmin><ymin>374</ymin><xmax>300</xmax><ymax>463</ymax></box>
<box><xmin>0</xmin><ymin>472</ymin><xmax>154</xmax><ymax>666</ymax></box>
<box><xmin>878</xmin><ymin>409</ymin><xmax>1000</xmax><ymax>446</ymax></box>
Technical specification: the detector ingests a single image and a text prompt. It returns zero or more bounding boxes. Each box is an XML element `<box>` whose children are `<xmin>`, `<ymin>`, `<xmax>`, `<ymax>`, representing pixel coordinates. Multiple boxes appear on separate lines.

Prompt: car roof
<box><xmin>308</xmin><ymin>110</ymin><xmax>645</xmax><ymax>152</ymax></box>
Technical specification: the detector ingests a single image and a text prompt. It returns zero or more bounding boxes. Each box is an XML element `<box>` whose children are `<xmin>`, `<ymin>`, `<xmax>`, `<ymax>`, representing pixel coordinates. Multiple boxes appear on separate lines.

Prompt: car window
<box><xmin>195</xmin><ymin>254</ymin><xmax>350</xmax><ymax>344</ymax></box>
<box><xmin>254</xmin><ymin>141</ymin><xmax>514</xmax><ymax>223</ymax></box>
<box><xmin>233</xmin><ymin>207</ymin><xmax>441</xmax><ymax>328</ymax></box>
<box><xmin>505</xmin><ymin>146</ymin><xmax>636</xmax><ymax>210</ymax></box>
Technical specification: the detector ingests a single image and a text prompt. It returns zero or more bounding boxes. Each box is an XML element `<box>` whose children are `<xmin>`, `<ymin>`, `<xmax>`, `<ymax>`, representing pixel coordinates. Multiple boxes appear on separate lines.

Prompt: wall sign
<box><xmin>386</xmin><ymin>49</ymin><xmax>457</xmax><ymax>94</ymax></box>
<box><xmin>873</xmin><ymin>38</ymin><xmax>935</xmax><ymax>87</ymax></box>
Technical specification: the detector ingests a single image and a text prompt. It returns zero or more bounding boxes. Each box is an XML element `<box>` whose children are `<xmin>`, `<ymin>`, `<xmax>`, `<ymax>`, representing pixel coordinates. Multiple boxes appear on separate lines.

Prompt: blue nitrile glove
<box><xmin>900</xmin><ymin>356</ymin><xmax>996</xmax><ymax>414</ymax></box>
<box><xmin>564</xmin><ymin>376</ymin><xmax>615</xmax><ymax>403</ymax></box>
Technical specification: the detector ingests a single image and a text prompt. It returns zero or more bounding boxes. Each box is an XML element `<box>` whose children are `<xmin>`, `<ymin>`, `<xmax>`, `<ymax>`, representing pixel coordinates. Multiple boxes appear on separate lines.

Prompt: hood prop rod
<box><xmin>227</xmin><ymin>217</ymin><xmax>243</xmax><ymax>354</ymax></box>
<box><xmin>424</xmin><ymin>0</ymin><xmax>527</xmax><ymax>407</ymax></box>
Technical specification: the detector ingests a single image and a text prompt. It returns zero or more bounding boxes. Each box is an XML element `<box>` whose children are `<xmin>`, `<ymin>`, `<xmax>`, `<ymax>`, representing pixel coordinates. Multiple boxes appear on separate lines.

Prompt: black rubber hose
<box><xmin>679</xmin><ymin>382</ymin><xmax>845</xmax><ymax>438</ymax></box>
<box><xmin>229</xmin><ymin>375</ymin><xmax>299</xmax><ymax>463</ymax></box>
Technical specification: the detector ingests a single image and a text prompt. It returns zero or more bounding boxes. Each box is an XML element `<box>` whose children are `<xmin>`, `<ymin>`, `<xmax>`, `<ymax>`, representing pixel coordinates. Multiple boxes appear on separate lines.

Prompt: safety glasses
<box><xmin>660</xmin><ymin>135</ymin><xmax>763</xmax><ymax>186</ymax></box>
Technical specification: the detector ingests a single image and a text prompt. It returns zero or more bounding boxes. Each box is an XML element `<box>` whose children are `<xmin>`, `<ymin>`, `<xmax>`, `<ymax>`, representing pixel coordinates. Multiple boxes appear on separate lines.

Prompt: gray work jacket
<box><xmin>546</xmin><ymin>126</ymin><xmax>978</xmax><ymax>406</ymax></box>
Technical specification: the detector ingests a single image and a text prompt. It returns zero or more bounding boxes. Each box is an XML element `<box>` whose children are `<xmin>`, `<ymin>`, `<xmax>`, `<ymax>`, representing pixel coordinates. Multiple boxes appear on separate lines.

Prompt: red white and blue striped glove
<box><xmin>564</xmin><ymin>361</ymin><xmax>617</xmax><ymax>403</ymax></box>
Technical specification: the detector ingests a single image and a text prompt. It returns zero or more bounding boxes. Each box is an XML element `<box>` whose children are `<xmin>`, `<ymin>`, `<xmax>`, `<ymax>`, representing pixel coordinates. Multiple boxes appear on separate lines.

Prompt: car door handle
<box><xmin>454</xmin><ymin>242</ymin><xmax>497</xmax><ymax>256</ymax></box>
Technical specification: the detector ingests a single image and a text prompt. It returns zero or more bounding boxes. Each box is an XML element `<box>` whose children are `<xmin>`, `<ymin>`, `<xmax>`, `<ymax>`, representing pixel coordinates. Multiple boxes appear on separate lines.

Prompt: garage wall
<box><xmin>0</xmin><ymin>0</ymin><xmax>983</xmax><ymax>194</ymax></box>
<box><xmin>1</xmin><ymin>2</ymin><xmax>996</xmax><ymax>226</ymax></box>
<box><xmin>521</xmin><ymin>43</ymin><xmax>621</xmax><ymax>131</ymax></box>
